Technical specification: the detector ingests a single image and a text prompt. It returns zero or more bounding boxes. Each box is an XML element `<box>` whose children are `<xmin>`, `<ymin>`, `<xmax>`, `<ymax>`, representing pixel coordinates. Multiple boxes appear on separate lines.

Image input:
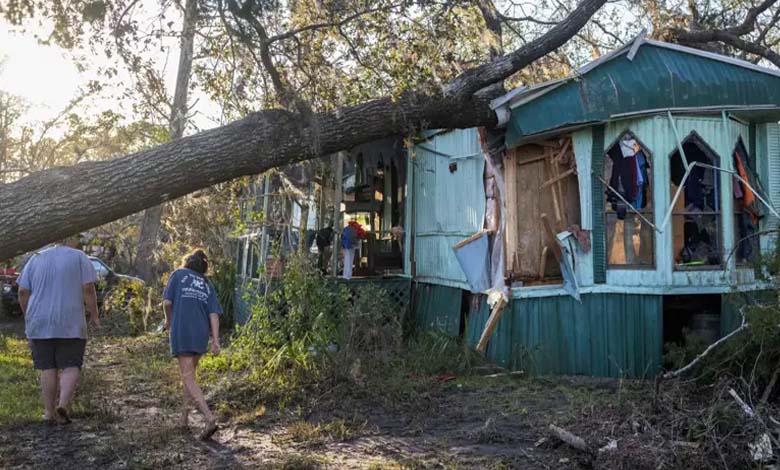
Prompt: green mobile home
<box><xmin>411</xmin><ymin>37</ymin><xmax>780</xmax><ymax>377</ymax></box>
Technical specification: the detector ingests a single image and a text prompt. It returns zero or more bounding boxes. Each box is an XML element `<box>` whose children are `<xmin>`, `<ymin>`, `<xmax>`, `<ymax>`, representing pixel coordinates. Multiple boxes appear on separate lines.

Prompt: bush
<box><xmin>210</xmin><ymin>261</ymin><xmax>236</xmax><ymax>328</ymax></box>
<box><xmin>102</xmin><ymin>280</ymin><xmax>162</xmax><ymax>336</ymax></box>
<box><xmin>200</xmin><ymin>253</ymin><xmax>481</xmax><ymax>412</ymax></box>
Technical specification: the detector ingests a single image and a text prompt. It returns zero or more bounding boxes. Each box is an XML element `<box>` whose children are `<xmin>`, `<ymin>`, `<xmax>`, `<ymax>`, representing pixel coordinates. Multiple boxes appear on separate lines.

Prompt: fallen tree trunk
<box><xmin>0</xmin><ymin>0</ymin><xmax>606</xmax><ymax>261</ymax></box>
<box><xmin>549</xmin><ymin>424</ymin><xmax>592</xmax><ymax>454</ymax></box>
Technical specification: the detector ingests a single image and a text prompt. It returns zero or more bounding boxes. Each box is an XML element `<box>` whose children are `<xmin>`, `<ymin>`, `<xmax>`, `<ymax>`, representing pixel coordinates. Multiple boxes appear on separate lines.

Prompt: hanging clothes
<box><xmin>606</xmin><ymin>137</ymin><xmax>650</xmax><ymax>218</ymax></box>
<box><xmin>733</xmin><ymin>148</ymin><xmax>762</xmax><ymax>223</ymax></box>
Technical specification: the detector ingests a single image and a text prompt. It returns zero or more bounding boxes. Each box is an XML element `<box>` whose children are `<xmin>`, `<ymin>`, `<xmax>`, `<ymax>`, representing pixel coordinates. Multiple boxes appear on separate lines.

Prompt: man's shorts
<box><xmin>29</xmin><ymin>339</ymin><xmax>87</xmax><ymax>370</ymax></box>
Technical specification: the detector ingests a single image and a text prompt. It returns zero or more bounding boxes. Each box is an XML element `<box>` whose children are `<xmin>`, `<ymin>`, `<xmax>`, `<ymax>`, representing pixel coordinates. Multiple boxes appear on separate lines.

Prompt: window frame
<box><xmin>732</xmin><ymin>136</ymin><xmax>760</xmax><ymax>266</ymax></box>
<box><xmin>603</xmin><ymin>130</ymin><xmax>657</xmax><ymax>270</ymax></box>
<box><xmin>668</xmin><ymin>131</ymin><xmax>725</xmax><ymax>271</ymax></box>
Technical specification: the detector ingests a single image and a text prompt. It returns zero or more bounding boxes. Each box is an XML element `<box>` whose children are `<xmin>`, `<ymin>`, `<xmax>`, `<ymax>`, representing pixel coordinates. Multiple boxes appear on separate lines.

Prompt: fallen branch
<box><xmin>761</xmin><ymin>366</ymin><xmax>780</xmax><ymax>403</ymax></box>
<box><xmin>549</xmin><ymin>424</ymin><xmax>591</xmax><ymax>454</ymax></box>
<box><xmin>729</xmin><ymin>387</ymin><xmax>756</xmax><ymax>418</ymax></box>
<box><xmin>661</xmin><ymin>307</ymin><xmax>748</xmax><ymax>380</ymax></box>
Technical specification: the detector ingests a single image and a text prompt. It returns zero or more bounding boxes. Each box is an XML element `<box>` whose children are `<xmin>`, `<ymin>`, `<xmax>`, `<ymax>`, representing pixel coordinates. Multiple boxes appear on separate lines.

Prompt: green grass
<box><xmin>0</xmin><ymin>335</ymin><xmax>41</xmax><ymax>424</ymax></box>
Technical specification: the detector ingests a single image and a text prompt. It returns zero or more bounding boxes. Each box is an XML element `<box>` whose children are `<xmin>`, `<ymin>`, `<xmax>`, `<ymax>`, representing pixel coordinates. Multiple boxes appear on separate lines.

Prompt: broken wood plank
<box><xmin>549</xmin><ymin>424</ymin><xmax>591</xmax><ymax>454</ymax></box>
<box><xmin>476</xmin><ymin>297</ymin><xmax>508</xmax><ymax>354</ymax></box>
<box><xmin>452</xmin><ymin>230</ymin><xmax>491</xmax><ymax>250</ymax></box>
<box><xmin>516</xmin><ymin>153</ymin><xmax>549</xmax><ymax>166</ymax></box>
<box><xmin>540</xmin><ymin>168</ymin><xmax>576</xmax><ymax>190</ymax></box>
<box><xmin>552</xmin><ymin>139</ymin><xmax>572</xmax><ymax>164</ymax></box>
<box><xmin>544</xmin><ymin>158</ymin><xmax>563</xmax><ymax>223</ymax></box>
<box><xmin>551</xmin><ymin>161</ymin><xmax>566</xmax><ymax>227</ymax></box>
<box><xmin>541</xmin><ymin>214</ymin><xmax>563</xmax><ymax>263</ymax></box>
<box><xmin>539</xmin><ymin>246</ymin><xmax>548</xmax><ymax>279</ymax></box>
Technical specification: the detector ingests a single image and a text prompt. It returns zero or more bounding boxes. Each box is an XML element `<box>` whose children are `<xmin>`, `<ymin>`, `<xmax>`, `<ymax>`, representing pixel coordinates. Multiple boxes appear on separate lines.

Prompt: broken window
<box><xmin>670</xmin><ymin>133</ymin><xmax>722</xmax><ymax>269</ymax></box>
<box><xmin>732</xmin><ymin>139</ymin><xmax>762</xmax><ymax>265</ymax></box>
<box><xmin>604</xmin><ymin>132</ymin><xmax>654</xmax><ymax>267</ymax></box>
<box><xmin>504</xmin><ymin>137</ymin><xmax>581</xmax><ymax>285</ymax></box>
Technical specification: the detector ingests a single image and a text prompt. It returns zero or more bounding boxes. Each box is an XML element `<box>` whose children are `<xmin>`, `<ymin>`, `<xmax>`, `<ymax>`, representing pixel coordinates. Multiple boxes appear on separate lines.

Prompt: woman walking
<box><xmin>163</xmin><ymin>249</ymin><xmax>222</xmax><ymax>440</ymax></box>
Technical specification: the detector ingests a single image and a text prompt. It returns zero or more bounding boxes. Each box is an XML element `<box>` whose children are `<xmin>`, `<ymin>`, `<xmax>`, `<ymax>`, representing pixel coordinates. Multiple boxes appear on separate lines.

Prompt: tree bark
<box><xmin>0</xmin><ymin>0</ymin><xmax>607</xmax><ymax>261</ymax></box>
<box><xmin>134</xmin><ymin>0</ymin><xmax>199</xmax><ymax>282</ymax></box>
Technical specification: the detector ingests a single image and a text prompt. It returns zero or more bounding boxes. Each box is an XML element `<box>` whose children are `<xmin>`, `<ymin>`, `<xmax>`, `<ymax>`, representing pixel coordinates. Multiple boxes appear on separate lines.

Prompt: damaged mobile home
<box><xmin>235</xmin><ymin>36</ymin><xmax>780</xmax><ymax>378</ymax></box>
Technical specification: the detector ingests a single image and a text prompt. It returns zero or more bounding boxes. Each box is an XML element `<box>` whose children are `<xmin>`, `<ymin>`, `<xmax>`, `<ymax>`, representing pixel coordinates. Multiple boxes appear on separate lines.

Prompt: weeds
<box><xmin>102</xmin><ymin>281</ymin><xmax>163</xmax><ymax>336</ymax></box>
<box><xmin>200</xmin><ymin>254</ymin><xmax>485</xmax><ymax>416</ymax></box>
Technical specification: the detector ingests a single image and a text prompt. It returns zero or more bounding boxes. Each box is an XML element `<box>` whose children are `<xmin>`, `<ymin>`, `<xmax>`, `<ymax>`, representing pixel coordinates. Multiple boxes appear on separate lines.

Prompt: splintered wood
<box><xmin>504</xmin><ymin>137</ymin><xmax>580</xmax><ymax>283</ymax></box>
<box><xmin>476</xmin><ymin>296</ymin><xmax>508</xmax><ymax>353</ymax></box>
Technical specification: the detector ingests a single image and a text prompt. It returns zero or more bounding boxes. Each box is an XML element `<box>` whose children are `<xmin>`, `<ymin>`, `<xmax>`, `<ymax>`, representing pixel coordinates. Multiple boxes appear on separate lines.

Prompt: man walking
<box><xmin>18</xmin><ymin>236</ymin><xmax>100</xmax><ymax>424</ymax></box>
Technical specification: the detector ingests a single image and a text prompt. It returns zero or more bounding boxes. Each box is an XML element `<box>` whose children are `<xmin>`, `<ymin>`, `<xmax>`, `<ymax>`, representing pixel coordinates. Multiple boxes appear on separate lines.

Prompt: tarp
<box><xmin>452</xmin><ymin>231</ymin><xmax>491</xmax><ymax>293</ymax></box>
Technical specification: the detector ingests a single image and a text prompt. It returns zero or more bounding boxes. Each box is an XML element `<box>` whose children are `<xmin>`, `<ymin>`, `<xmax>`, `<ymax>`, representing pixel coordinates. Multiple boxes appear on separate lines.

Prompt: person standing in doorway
<box><xmin>163</xmin><ymin>249</ymin><xmax>222</xmax><ymax>440</ymax></box>
<box><xmin>18</xmin><ymin>235</ymin><xmax>100</xmax><ymax>425</ymax></box>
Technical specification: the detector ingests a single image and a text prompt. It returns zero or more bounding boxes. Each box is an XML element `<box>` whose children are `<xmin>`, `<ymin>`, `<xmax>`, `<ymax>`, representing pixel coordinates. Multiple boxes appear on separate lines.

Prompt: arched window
<box><xmin>604</xmin><ymin>131</ymin><xmax>654</xmax><ymax>267</ymax></box>
<box><xmin>670</xmin><ymin>132</ymin><xmax>721</xmax><ymax>269</ymax></box>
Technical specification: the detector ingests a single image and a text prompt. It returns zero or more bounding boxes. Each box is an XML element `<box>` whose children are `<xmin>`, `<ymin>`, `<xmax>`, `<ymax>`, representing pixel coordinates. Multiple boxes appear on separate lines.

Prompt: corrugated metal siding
<box><xmin>507</xmin><ymin>44</ymin><xmax>780</xmax><ymax>145</ymax></box>
<box><xmin>764</xmin><ymin>123</ymin><xmax>780</xmax><ymax>249</ymax></box>
<box><xmin>413</xmin><ymin>129</ymin><xmax>486</xmax><ymax>288</ymax></box>
<box><xmin>414</xmin><ymin>282</ymin><xmax>462</xmax><ymax>336</ymax></box>
<box><xmin>591</xmin><ymin>125</ymin><xmax>606</xmax><ymax>284</ymax></box>
<box><xmin>464</xmin><ymin>293</ymin><xmax>663</xmax><ymax>378</ymax></box>
<box><xmin>573</xmin><ymin>128</ymin><xmax>593</xmax><ymax>230</ymax></box>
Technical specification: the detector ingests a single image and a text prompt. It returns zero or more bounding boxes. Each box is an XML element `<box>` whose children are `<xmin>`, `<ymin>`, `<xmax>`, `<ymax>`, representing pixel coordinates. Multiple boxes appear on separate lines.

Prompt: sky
<box><xmin>0</xmin><ymin>22</ymin><xmax>83</xmax><ymax>124</ymax></box>
<box><xmin>0</xmin><ymin>12</ymin><xmax>219</xmax><ymax>132</ymax></box>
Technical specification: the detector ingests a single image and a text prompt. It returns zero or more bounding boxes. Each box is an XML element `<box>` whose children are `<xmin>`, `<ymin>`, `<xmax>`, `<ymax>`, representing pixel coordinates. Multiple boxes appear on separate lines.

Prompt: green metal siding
<box><xmin>464</xmin><ymin>292</ymin><xmax>663</xmax><ymax>378</ymax></box>
<box><xmin>413</xmin><ymin>282</ymin><xmax>462</xmax><ymax>336</ymax></box>
<box><xmin>507</xmin><ymin>44</ymin><xmax>780</xmax><ymax>146</ymax></box>
<box><xmin>591</xmin><ymin>124</ymin><xmax>606</xmax><ymax>284</ymax></box>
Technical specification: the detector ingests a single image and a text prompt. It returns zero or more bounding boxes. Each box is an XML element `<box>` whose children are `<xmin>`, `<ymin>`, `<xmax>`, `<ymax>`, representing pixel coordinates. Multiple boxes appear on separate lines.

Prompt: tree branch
<box><xmin>672</xmin><ymin>26</ymin><xmax>780</xmax><ymax>68</ymax></box>
<box><xmin>0</xmin><ymin>0</ymin><xmax>606</xmax><ymax>260</ymax></box>
<box><xmin>445</xmin><ymin>0</ymin><xmax>606</xmax><ymax>98</ymax></box>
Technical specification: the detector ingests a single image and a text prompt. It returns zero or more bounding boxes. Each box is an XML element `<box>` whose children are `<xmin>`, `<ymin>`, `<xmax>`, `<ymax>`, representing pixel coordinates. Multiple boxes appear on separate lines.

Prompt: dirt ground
<box><xmin>0</xmin><ymin>316</ymin><xmax>673</xmax><ymax>469</ymax></box>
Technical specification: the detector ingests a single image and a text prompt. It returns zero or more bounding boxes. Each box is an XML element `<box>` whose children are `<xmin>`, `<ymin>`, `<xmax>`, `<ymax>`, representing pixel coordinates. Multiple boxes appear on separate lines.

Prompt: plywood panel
<box><xmin>506</xmin><ymin>139</ymin><xmax>580</xmax><ymax>281</ymax></box>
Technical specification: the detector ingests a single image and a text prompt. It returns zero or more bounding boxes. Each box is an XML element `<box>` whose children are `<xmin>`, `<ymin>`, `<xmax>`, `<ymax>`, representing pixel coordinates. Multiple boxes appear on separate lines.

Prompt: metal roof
<box><xmin>497</xmin><ymin>37</ymin><xmax>780</xmax><ymax>147</ymax></box>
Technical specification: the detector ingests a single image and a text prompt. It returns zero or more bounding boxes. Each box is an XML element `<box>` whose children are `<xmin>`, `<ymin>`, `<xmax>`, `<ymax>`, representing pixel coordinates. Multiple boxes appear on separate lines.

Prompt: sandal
<box><xmin>199</xmin><ymin>420</ymin><xmax>218</xmax><ymax>441</ymax></box>
<box><xmin>55</xmin><ymin>407</ymin><xmax>72</xmax><ymax>425</ymax></box>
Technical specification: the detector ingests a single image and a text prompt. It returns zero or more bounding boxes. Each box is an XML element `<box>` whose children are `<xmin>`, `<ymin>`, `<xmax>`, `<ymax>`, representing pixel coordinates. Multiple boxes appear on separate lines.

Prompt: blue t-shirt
<box><xmin>18</xmin><ymin>245</ymin><xmax>97</xmax><ymax>340</ymax></box>
<box><xmin>163</xmin><ymin>268</ymin><xmax>222</xmax><ymax>356</ymax></box>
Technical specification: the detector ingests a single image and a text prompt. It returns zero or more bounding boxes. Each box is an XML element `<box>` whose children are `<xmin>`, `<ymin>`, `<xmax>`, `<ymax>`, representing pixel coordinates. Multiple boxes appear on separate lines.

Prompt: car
<box><xmin>0</xmin><ymin>256</ymin><xmax>144</xmax><ymax>316</ymax></box>
<box><xmin>1</xmin><ymin>272</ymin><xmax>21</xmax><ymax>316</ymax></box>
<box><xmin>89</xmin><ymin>257</ymin><xmax>146</xmax><ymax>311</ymax></box>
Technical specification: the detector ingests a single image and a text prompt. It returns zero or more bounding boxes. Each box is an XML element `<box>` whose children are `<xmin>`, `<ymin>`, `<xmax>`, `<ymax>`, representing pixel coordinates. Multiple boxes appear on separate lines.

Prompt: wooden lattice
<box><xmin>334</xmin><ymin>277</ymin><xmax>412</xmax><ymax>317</ymax></box>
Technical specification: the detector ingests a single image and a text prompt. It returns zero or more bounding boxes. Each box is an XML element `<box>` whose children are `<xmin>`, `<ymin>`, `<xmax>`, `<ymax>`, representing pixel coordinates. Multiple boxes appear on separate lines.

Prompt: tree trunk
<box><xmin>0</xmin><ymin>0</ymin><xmax>606</xmax><ymax>262</ymax></box>
<box><xmin>134</xmin><ymin>0</ymin><xmax>198</xmax><ymax>282</ymax></box>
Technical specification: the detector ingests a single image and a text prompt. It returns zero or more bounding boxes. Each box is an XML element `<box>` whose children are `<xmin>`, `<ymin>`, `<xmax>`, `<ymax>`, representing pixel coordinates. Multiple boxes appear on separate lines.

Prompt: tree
<box><xmin>0</xmin><ymin>0</ymin><xmax>608</xmax><ymax>260</ymax></box>
<box><xmin>650</xmin><ymin>0</ymin><xmax>780</xmax><ymax>66</ymax></box>
<box><xmin>0</xmin><ymin>90</ymin><xmax>26</xmax><ymax>182</ymax></box>
<box><xmin>135</xmin><ymin>0</ymin><xmax>199</xmax><ymax>283</ymax></box>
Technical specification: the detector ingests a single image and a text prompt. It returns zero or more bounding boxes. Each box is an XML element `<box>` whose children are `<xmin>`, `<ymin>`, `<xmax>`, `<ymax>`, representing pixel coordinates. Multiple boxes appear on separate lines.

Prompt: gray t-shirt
<box><xmin>18</xmin><ymin>245</ymin><xmax>97</xmax><ymax>339</ymax></box>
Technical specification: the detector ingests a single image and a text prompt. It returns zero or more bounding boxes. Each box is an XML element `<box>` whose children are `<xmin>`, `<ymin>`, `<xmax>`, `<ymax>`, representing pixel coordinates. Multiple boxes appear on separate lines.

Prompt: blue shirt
<box><xmin>18</xmin><ymin>245</ymin><xmax>97</xmax><ymax>340</ymax></box>
<box><xmin>163</xmin><ymin>268</ymin><xmax>222</xmax><ymax>355</ymax></box>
